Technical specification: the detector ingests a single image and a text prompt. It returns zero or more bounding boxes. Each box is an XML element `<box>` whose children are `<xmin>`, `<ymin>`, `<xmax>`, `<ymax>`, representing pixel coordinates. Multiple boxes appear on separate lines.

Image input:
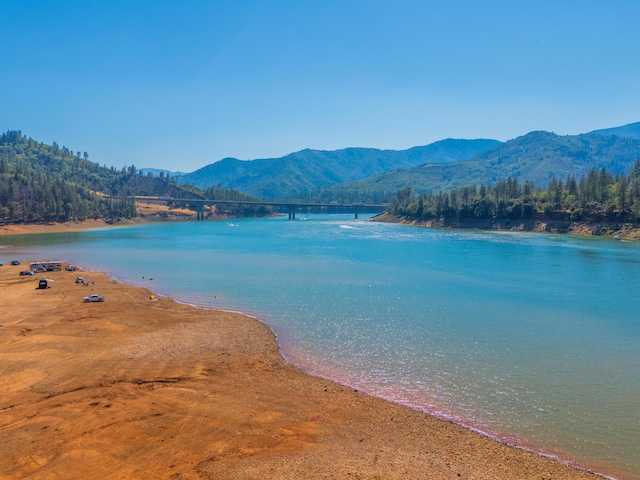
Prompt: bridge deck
<box><xmin>133</xmin><ymin>197</ymin><xmax>387</xmax><ymax>220</ymax></box>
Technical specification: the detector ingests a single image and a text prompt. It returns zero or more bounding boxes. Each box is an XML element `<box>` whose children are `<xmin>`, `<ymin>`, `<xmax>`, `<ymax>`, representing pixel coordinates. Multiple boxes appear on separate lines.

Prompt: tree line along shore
<box><xmin>383</xmin><ymin>161</ymin><xmax>640</xmax><ymax>239</ymax></box>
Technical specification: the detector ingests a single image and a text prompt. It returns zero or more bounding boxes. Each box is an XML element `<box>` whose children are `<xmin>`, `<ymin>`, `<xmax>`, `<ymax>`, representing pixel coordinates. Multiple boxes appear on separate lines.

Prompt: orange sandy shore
<box><xmin>0</xmin><ymin>223</ymin><xmax>609</xmax><ymax>479</ymax></box>
<box><xmin>0</xmin><ymin>200</ymin><xmax>199</xmax><ymax>236</ymax></box>
<box><xmin>0</xmin><ymin>219</ymin><xmax>118</xmax><ymax>235</ymax></box>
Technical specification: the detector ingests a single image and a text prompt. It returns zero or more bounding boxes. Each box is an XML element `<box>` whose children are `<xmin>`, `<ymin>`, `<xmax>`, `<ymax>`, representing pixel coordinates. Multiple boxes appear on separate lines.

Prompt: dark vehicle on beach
<box><xmin>38</xmin><ymin>279</ymin><xmax>49</xmax><ymax>289</ymax></box>
<box><xmin>20</xmin><ymin>270</ymin><xmax>34</xmax><ymax>276</ymax></box>
<box><xmin>11</xmin><ymin>260</ymin><xmax>20</xmax><ymax>265</ymax></box>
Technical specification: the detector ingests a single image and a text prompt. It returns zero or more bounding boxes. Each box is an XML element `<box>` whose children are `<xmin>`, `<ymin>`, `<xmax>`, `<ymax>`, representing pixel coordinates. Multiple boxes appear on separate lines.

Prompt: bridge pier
<box><xmin>355</xmin><ymin>206</ymin><xmax>358</xmax><ymax>219</ymax></box>
<box><xmin>196</xmin><ymin>205</ymin><xmax>204</xmax><ymax>221</ymax></box>
<box><xmin>288</xmin><ymin>206</ymin><xmax>296</xmax><ymax>220</ymax></box>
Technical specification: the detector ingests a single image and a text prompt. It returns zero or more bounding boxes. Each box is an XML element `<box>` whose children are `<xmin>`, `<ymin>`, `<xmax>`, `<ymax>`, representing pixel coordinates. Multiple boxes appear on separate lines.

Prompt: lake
<box><xmin>2</xmin><ymin>214</ymin><xmax>639</xmax><ymax>479</ymax></box>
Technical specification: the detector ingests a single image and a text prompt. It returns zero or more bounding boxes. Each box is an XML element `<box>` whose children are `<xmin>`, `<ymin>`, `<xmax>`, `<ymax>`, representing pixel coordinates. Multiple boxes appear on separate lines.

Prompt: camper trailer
<box><xmin>29</xmin><ymin>261</ymin><xmax>62</xmax><ymax>272</ymax></box>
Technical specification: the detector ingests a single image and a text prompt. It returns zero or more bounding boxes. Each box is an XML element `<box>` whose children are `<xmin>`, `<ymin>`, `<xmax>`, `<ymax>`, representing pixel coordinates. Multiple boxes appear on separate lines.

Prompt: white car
<box><xmin>83</xmin><ymin>294</ymin><xmax>105</xmax><ymax>303</ymax></box>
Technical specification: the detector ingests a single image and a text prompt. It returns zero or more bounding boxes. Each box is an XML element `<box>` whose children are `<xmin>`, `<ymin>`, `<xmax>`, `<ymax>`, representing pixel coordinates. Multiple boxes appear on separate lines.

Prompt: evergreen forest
<box><xmin>387</xmin><ymin>160</ymin><xmax>640</xmax><ymax>225</ymax></box>
<box><xmin>0</xmin><ymin>131</ymin><xmax>267</xmax><ymax>223</ymax></box>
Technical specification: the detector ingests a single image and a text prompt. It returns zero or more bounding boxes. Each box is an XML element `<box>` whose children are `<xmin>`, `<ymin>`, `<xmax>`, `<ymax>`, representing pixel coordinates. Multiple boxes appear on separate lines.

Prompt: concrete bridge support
<box><xmin>288</xmin><ymin>206</ymin><xmax>296</xmax><ymax>220</ymax></box>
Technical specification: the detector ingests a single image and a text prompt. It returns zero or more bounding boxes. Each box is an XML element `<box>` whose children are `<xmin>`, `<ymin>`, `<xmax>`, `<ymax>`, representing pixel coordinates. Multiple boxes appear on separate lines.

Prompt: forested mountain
<box><xmin>327</xmin><ymin>131</ymin><xmax>640</xmax><ymax>202</ymax></box>
<box><xmin>173</xmin><ymin>123</ymin><xmax>640</xmax><ymax>203</ymax></box>
<box><xmin>175</xmin><ymin>138</ymin><xmax>501</xmax><ymax>199</ymax></box>
<box><xmin>0</xmin><ymin>131</ymin><xmax>263</xmax><ymax>223</ymax></box>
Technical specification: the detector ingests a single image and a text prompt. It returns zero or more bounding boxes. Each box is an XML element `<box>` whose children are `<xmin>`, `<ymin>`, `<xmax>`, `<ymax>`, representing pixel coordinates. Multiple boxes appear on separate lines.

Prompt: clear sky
<box><xmin>2</xmin><ymin>0</ymin><xmax>639</xmax><ymax>172</ymax></box>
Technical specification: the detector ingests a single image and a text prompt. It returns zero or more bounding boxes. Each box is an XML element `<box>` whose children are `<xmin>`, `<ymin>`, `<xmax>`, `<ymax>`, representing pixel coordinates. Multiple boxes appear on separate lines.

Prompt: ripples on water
<box><xmin>2</xmin><ymin>214</ymin><xmax>640</xmax><ymax>479</ymax></box>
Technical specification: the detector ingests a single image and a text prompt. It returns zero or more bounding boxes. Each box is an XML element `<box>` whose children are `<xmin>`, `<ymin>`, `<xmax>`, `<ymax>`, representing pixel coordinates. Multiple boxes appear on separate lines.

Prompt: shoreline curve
<box><xmin>0</xmin><ymin>258</ymin><xmax>613</xmax><ymax>479</ymax></box>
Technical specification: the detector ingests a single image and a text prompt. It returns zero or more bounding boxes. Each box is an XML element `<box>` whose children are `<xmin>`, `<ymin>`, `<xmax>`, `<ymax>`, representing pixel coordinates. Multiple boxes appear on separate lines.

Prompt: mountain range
<box><xmin>173</xmin><ymin>139</ymin><xmax>500</xmax><ymax>200</ymax></box>
<box><xmin>158</xmin><ymin>121</ymin><xmax>640</xmax><ymax>201</ymax></box>
<box><xmin>328</xmin><ymin>127</ymin><xmax>640</xmax><ymax>202</ymax></box>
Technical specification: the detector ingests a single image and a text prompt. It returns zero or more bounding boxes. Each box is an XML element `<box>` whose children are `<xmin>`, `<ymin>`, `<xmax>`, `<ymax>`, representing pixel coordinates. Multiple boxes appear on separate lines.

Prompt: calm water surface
<box><xmin>2</xmin><ymin>214</ymin><xmax>639</xmax><ymax>479</ymax></box>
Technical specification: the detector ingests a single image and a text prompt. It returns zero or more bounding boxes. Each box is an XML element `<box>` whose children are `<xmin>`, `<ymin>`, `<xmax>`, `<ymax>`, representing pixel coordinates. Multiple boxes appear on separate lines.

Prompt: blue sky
<box><xmin>2</xmin><ymin>1</ymin><xmax>639</xmax><ymax>171</ymax></box>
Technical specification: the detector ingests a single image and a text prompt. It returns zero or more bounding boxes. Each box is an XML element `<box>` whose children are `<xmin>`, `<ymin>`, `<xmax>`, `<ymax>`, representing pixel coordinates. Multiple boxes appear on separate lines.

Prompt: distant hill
<box><xmin>588</xmin><ymin>121</ymin><xmax>640</xmax><ymax>139</ymax></box>
<box><xmin>327</xmin><ymin>130</ymin><xmax>640</xmax><ymax>201</ymax></box>
<box><xmin>176</xmin><ymin>138</ymin><xmax>502</xmax><ymax>199</ymax></box>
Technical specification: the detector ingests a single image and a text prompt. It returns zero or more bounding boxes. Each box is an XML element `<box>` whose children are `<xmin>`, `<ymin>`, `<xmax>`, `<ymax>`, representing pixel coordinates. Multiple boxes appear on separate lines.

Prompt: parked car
<box><xmin>65</xmin><ymin>264</ymin><xmax>76</xmax><ymax>271</ymax></box>
<box><xmin>76</xmin><ymin>276</ymin><xmax>85</xmax><ymax>284</ymax></box>
<box><xmin>38</xmin><ymin>279</ymin><xmax>49</xmax><ymax>289</ymax></box>
<box><xmin>20</xmin><ymin>270</ymin><xmax>34</xmax><ymax>276</ymax></box>
<box><xmin>11</xmin><ymin>260</ymin><xmax>20</xmax><ymax>266</ymax></box>
<box><xmin>83</xmin><ymin>294</ymin><xmax>105</xmax><ymax>302</ymax></box>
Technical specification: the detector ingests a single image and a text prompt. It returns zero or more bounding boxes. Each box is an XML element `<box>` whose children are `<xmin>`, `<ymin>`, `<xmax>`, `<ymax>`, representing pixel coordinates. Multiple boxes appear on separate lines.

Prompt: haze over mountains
<box><xmin>157</xmin><ymin>121</ymin><xmax>640</xmax><ymax>202</ymax></box>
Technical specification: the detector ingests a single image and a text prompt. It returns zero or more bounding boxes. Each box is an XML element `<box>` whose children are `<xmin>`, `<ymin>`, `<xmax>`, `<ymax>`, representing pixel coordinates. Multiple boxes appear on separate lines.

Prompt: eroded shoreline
<box><xmin>372</xmin><ymin>213</ymin><xmax>640</xmax><ymax>240</ymax></box>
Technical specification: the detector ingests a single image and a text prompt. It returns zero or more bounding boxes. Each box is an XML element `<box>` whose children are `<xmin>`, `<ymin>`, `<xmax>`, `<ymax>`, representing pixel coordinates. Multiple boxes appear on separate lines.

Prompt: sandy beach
<box><xmin>0</xmin><ymin>255</ymin><xmax>608</xmax><ymax>480</ymax></box>
<box><xmin>0</xmin><ymin>202</ymin><xmax>195</xmax><ymax>237</ymax></box>
<box><xmin>0</xmin><ymin>219</ymin><xmax>117</xmax><ymax>235</ymax></box>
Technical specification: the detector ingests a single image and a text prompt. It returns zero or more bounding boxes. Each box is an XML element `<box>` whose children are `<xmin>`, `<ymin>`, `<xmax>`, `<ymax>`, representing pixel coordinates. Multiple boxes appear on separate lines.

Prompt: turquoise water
<box><xmin>2</xmin><ymin>214</ymin><xmax>640</xmax><ymax>479</ymax></box>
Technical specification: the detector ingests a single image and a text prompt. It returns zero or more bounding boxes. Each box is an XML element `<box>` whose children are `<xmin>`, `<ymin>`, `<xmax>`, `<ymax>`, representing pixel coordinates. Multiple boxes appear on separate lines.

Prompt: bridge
<box><xmin>135</xmin><ymin>197</ymin><xmax>388</xmax><ymax>221</ymax></box>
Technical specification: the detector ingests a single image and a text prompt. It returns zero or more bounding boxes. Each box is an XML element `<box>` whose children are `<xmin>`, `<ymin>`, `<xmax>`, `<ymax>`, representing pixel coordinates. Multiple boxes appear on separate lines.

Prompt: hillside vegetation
<box><xmin>175</xmin><ymin>123</ymin><xmax>640</xmax><ymax>204</ymax></box>
<box><xmin>0</xmin><ymin>131</ymin><xmax>266</xmax><ymax>224</ymax></box>
<box><xmin>330</xmin><ymin>129</ymin><xmax>640</xmax><ymax>202</ymax></box>
<box><xmin>176</xmin><ymin>139</ymin><xmax>501</xmax><ymax>199</ymax></box>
